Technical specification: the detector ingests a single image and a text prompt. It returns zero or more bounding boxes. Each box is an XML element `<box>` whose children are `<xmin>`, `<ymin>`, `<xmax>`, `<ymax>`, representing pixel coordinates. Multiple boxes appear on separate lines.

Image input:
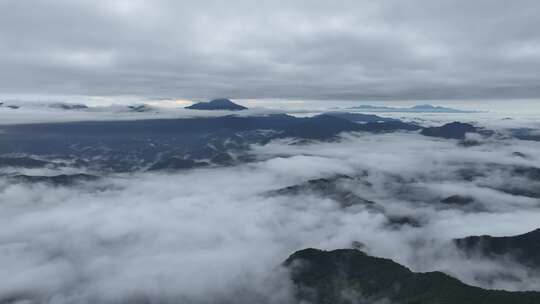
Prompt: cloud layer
<box><xmin>1</xmin><ymin>0</ymin><xmax>540</xmax><ymax>100</ymax></box>
<box><xmin>2</xmin><ymin>128</ymin><xmax>540</xmax><ymax>302</ymax></box>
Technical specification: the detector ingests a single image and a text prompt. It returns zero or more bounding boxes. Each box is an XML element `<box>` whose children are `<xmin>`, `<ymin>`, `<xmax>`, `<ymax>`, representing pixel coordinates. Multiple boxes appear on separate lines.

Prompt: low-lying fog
<box><xmin>1</xmin><ymin>124</ymin><xmax>540</xmax><ymax>303</ymax></box>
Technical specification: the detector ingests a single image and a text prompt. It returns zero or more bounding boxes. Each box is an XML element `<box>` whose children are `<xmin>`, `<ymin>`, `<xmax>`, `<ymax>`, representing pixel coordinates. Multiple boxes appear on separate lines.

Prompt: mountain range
<box><xmin>348</xmin><ymin>104</ymin><xmax>476</xmax><ymax>113</ymax></box>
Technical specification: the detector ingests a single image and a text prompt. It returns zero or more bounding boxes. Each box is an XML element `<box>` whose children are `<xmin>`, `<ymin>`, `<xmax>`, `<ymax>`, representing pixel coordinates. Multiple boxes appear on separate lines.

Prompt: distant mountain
<box><xmin>454</xmin><ymin>228</ymin><xmax>540</xmax><ymax>269</ymax></box>
<box><xmin>358</xmin><ymin>120</ymin><xmax>421</xmax><ymax>132</ymax></box>
<box><xmin>452</xmin><ymin>163</ymin><xmax>540</xmax><ymax>199</ymax></box>
<box><xmin>127</xmin><ymin>104</ymin><xmax>155</xmax><ymax>112</ymax></box>
<box><xmin>185</xmin><ymin>98</ymin><xmax>248</xmax><ymax>111</ymax></box>
<box><xmin>421</xmin><ymin>122</ymin><xmax>480</xmax><ymax>139</ymax></box>
<box><xmin>0</xmin><ymin>115</ymin><xmax>297</xmax><ymax>172</ymax></box>
<box><xmin>0</xmin><ymin>156</ymin><xmax>50</xmax><ymax>168</ymax></box>
<box><xmin>285</xmin><ymin>248</ymin><xmax>540</xmax><ymax>304</ymax></box>
<box><xmin>1</xmin><ymin>104</ymin><xmax>20</xmax><ymax>109</ymax></box>
<box><xmin>1</xmin><ymin>102</ymin><xmax>89</xmax><ymax>111</ymax></box>
<box><xmin>438</xmin><ymin>195</ymin><xmax>486</xmax><ymax>212</ymax></box>
<box><xmin>0</xmin><ymin>114</ymin><xmax>424</xmax><ymax>172</ymax></box>
<box><xmin>6</xmin><ymin>174</ymin><xmax>99</xmax><ymax>186</ymax></box>
<box><xmin>440</xmin><ymin>195</ymin><xmax>475</xmax><ymax>206</ymax></box>
<box><xmin>266</xmin><ymin>175</ymin><xmax>377</xmax><ymax>209</ymax></box>
<box><xmin>323</xmin><ymin>112</ymin><xmax>397</xmax><ymax>123</ymax></box>
<box><xmin>266</xmin><ymin>175</ymin><xmax>424</xmax><ymax>228</ymax></box>
<box><xmin>510</xmin><ymin>128</ymin><xmax>540</xmax><ymax>142</ymax></box>
<box><xmin>349</xmin><ymin>104</ymin><xmax>475</xmax><ymax>113</ymax></box>
<box><xmin>283</xmin><ymin>114</ymin><xmax>420</xmax><ymax>139</ymax></box>
<box><xmin>283</xmin><ymin>114</ymin><xmax>362</xmax><ymax>139</ymax></box>
<box><xmin>410</xmin><ymin>104</ymin><xmax>470</xmax><ymax>113</ymax></box>
<box><xmin>49</xmin><ymin>103</ymin><xmax>89</xmax><ymax>110</ymax></box>
<box><xmin>147</xmin><ymin>158</ymin><xmax>209</xmax><ymax>171</ymax></box>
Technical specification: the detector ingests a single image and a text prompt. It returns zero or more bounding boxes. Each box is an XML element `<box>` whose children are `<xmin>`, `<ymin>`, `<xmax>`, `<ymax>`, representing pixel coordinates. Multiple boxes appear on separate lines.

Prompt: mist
<box><xmin>2</xmin><ymin>124</ymin><xmax>540</xmax><ymax>302</ymax></box>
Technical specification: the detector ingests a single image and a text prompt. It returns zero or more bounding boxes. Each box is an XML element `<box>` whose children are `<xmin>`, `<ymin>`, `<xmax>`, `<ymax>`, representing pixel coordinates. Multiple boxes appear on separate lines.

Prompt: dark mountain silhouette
<box><xmin>185</xmin><ymin>98</ymin><xmax>248</xmax><ymax>110</ymax></box>
<box><xmin>512</xmin><ymin>165</ymin><xmax>540</xmax><ymax>180</ymax></box>
<box><xmin>0</xmin><ymin>157</ymin><xmax>50</xmax><ymax>168</ymax></box>
<box><xmin>358</xmin><ymin>120</ymin><xmax>421</xmax><ymax>132</ymax></box>
<box><xmin>0</xmin><ymin>114</ymin><xmax>419</xmax><ymax>172</ymax></box>
<box><xmin>488</xmin><ymin>165</ymin><xmax>540</xmax><ymax>198</ymax></box>
<box><xmin>6</xmin><ymin>174</ymin><xmax>99</xmax><ymax>186</ymax></box>
<box><xmin>452</xmin><ymin>163</ymin><xmax>540</xmax><ymax>199</ymax></box>
<box><xmin>441</xmin><ymin>195</ymin><xmax>475</xmax><ymax>206</ymax></box>
<box><xmin>285</xmin><ymin>248</ymin><xmax>540</xmax><ymax>304</ymax></box>
<box><xmin>266</xmin><ymin>176</ymin><xmax>425</xmax><ymax>228</ymax></box>
<box><xmin>266</xmin><ymin>175</ymin><xmax>377</xmax><ymax>209</ymax></box>
<box><xmin>283</xmin><ymin>114</ymin><xmax>362</xmax><ymax>139</ymax></box>
<box><xmin>510</xmin><ymin>128</ymin><xmax>540</xmax><ymax>141</ymax></box>
<box><xmin>49</xmin><ymin>103</ymin><xmax>89</xmax><ymax>110</ymax></box>
<box><xmin>283</xmin><ymin>114</ymin><xmax>420</xmax><ymax>139</ymax></box>
<box><xmin>438</xmin><ymin>195</ymin><xmax>486</xmax><ymax>212</ymax></box>
<box><xmin>0</xmin><ymin>102</ymin><xmax>19</xmax><ymax>109</ymax></box>
<box><xmin>0</xmin><ymin>115</ymin><xmax>297</xmax><ymax>171</ymax></box>
<box><xmin>147</xmin><ymin>158</ymin><xmax>209</xmax><ymax>171</ymax></box>
<box><xmin>454</xmin><ymin>228</ymin><xmax>540</xmax><ymax>269</ymax></box>
<box><xmin>512</xmin><ymin>151</ymin><xmax>528</xmax><ymax>158</ymax></box>
<box><xmin>127</xmin><ymin>104</ymin><xmax>154</xmax><ymax>112</ymax></box>
<box><xmin>421</xmin><ymin>122</ymin><xmax>479</xmax><ymax>139</ymax></box>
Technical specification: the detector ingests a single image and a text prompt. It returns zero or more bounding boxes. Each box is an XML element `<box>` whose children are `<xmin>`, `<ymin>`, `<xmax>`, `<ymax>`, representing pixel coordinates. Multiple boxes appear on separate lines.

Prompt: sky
<box><xmin>1</xmin><ymin>0</ymin><xmax>540</xmax><ymax>102</ymax></box>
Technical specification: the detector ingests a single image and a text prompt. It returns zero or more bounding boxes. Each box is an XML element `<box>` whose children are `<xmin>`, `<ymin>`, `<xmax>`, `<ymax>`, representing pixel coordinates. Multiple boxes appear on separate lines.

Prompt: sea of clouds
<box><xmin>1</xmin><ymin>123</ymin><xmax>540</xmax><ymax>303</ymax></box>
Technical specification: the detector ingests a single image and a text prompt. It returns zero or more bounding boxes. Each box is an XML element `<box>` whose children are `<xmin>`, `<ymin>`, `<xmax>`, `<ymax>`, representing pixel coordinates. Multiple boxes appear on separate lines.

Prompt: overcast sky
<box><xmin>1</xmin><ymin>0</ymin><xmax>540</xmax><ymax>101</ymax></box>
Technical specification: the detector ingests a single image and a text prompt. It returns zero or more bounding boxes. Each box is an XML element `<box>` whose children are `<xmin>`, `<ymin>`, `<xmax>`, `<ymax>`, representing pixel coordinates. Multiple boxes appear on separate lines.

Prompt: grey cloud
<box><xmin>1</xmin><ymin>0</ymin><xmax>540</xmax><ymax>101</ymax></box>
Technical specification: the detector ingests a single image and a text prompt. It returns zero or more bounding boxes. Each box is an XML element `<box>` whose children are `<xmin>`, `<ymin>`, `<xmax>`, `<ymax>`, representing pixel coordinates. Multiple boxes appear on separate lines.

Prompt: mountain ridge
<box><xmin>284</xmin><ymin>248</ymin><xmax>540</xmax><ymax>304</ymax></box>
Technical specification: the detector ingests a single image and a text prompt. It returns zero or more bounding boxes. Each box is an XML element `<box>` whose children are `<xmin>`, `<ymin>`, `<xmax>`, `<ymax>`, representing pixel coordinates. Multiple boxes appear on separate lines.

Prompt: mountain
<box><xmin>49</xmin><ymin>103</ymin><xmax>89</xmax><ymax>110</ymax></box>
<box><xmin>357</xmin><ymin>120</ymin><xmax>421</xmax><ymax>132</ymax></box>
<box><xmin>323</xmin><ymin>112</ymin><xmax>397</xmax><ymax>123</ymax></box>
<box><xmin>283</xmin><ymin>114</ymin><xmax>362</xmax><ymax>139</ymax></box>
<box><xmin>0</xmin><ymin>156</ymin><xmax>50</xmax><ymax>168</ymax></box>
<box><xmin>421</xmin><ymin>122</ymin><xmax>479</xmax><ymax>139</ymax></box>
<box><xmin>3</xmin><ymin>105</ymin><xmax>20</xmax><ymax>109</ymax></box>
<box><xmin>510</xmin><ymin>128</ymin><xmax>540</xmax><ymax>141</ymax></box>
<box><xmin>454</xmin><ymin>228</ymin><xmax>540</xmax><ymax>269</ymax></box>
<box><xmin>0</xmin><ymin>114</ymin><xmax>423</xmax><ymax>172</ymax></box>
<box><xmin>348</xmin><ymin>104</ymin><xmax>474</xmax><ymax>113</ymax></box>
<box><xmin>452</xmin><ymin>163</ymin><xmax>540</xmax><ymax>199</ymax></box>
<box><xmin>283</xmin><ymin>114</ymin><xmax>420</xmax><ymax>139</ymax></box>
<box><xmin>411</xmin><ymin>104</ymin><xmax>470</xmax><ymax>113</ymax></box>
<box><xmin>6</xmin><ymin>174</ymin><xmax>99</xmax><ymax>186</ymax></box>
<box><xmin>266</xmin><ymin>175</ymin><xmax>378</xmax><ymax>209</ymax></box>
<box><xmin>147</xmin><ymin>158</ymin><xmax>209</xmax><ymax>171</ymax></box>
<box><xmin>440</xmin><ymin>195</ymin><xmax>475</xmax><ymax>206</ymax></box>
<box><xmin>185</xmin><ymin>98</ymin><xmax>248</xmax><ymax>110</ymax></box>
<box><xmin>127</xmin><ymin>104</ymin><xmax>155</xmax><ymax>112</ymax></box>
<box><xmin>0</xmin><ymin>115</ymin><xmax>297</xmax><ymax>172</ymax></box>
<box><xmin>284</xmin><ymin>248</ymin><xmax>540</xmax><ymax>304</ymax></box>
<box><xmin>266</xmin><ymin>175</ymin><xmax>424</xmax><ymax>228</ymax></box>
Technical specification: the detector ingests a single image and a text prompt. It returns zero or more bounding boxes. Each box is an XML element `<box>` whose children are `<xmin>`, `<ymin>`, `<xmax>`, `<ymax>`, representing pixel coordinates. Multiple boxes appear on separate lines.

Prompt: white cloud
<box><xmin>1</xmin><ymin>128</ymin><xmax>540</xmax><ymax>302</ymax></box>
